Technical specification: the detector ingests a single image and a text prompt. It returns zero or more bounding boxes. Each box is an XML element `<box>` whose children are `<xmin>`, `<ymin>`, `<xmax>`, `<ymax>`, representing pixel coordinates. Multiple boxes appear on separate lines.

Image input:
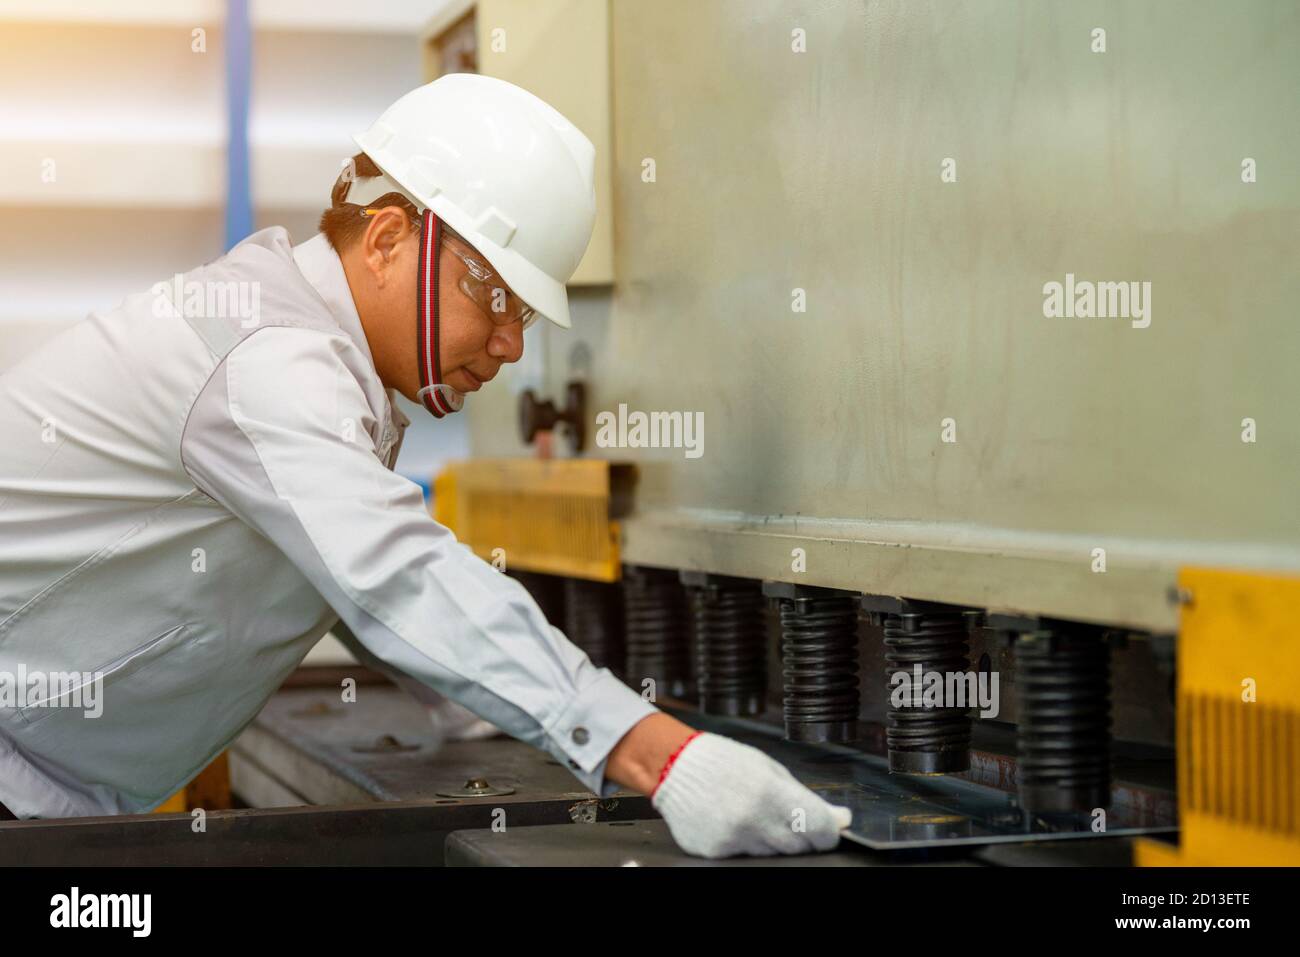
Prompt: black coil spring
<box><xmin>689</xmin><ymin>581</ymin><xmax>767</xmax><ymax>715</ymax></box>
<box><xmin>622</xmin><ymin>568</ymin><xmax>689</xmax><ymax>698</ymax></box>
<box><xmin>1015</xmin><ymin>632</ymin><xmax>1111</xmax><ymax>812</ymax></box>
<box><xmin>780</xmin><ymin>598</ymin><xmax>860</xmax><ymax>738</ymax></box>
<box><xmin>884</xmin><ymin>611</ymin><xmax>972</xmax><ymax>771</ymax></box>
<box><xmin>562</xmin><ymin>578</ymin><xmax>625</xmax><ymax>675</ymax></box>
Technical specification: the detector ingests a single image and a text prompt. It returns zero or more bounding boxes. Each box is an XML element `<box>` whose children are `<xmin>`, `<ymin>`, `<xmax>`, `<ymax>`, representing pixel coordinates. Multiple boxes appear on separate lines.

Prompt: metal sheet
<box><xmin>674</xmin><ymin>708</ymin><xmax>1176</xmax><ymax>850</ymax></box>
<box><xmin>823</xmin><ymin>782</ymin><xmax>1171</xmax><ymax>851</ymax></box>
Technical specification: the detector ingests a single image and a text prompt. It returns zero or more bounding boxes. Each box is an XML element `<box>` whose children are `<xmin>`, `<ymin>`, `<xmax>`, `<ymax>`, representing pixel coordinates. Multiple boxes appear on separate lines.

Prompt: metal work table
<box><xmin>227</xmin><ymin>683</ymin><xmax>640</xmax><ymax>810</ymax></box>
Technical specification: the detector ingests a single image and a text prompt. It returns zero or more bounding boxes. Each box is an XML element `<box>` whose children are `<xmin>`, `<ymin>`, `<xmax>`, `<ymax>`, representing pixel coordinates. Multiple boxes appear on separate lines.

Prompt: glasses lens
<box><xmin>458</xmin><ymin>273</ymin><xmax>535</xmax><ymax>327</ymax></box>
<box><xmin>444</xmin><ymin>234</ymin><xmax>536</xmax><ymax>328</ymax></box>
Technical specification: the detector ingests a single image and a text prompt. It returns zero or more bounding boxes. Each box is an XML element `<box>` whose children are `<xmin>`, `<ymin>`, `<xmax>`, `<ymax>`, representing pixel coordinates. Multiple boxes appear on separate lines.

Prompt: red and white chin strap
<box><xmin>415</xmin><ymin>208</ymin><xmax>464</xmax><ymax>418</ymax></box>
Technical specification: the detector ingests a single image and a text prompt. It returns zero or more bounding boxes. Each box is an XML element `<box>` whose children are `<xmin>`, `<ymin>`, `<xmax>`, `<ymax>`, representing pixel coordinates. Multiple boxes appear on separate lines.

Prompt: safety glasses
<box><xmin>441</xmin><ymin>230</ymin><xmax>538</xmax><ymax>331</ymax></box>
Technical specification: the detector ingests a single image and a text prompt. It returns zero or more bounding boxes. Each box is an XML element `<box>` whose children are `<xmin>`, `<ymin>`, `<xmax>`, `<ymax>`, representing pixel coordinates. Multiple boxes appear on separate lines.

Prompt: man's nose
<box><xmin>486</xmin><ymin>321</ymin><xmax>525</xmax><ymax>363</ymax></box>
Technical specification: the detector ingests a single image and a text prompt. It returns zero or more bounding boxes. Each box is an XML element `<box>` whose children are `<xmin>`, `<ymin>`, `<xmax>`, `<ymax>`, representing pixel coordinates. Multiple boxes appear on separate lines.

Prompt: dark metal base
<box><xmin>890</xmin><ymin>749</ymin><xmax>971</xmax><ymax>774</ymax></box>
<box><xmin>786</xmin><ymin>720</ymin><xmax>857</xmax><ymax>744</ymax></box>
<box><xmin>0</xmin><ymin>797</ymin><xmax>657</xmax><ymax>866</ymax></box>
<box><xmin>700</xmin><ymin>693</ymin><xmax>764</xmax><ymax>717</ymax></box>
<box><xmin>1018</xmin><ymin>784</ymin><xmax>1111</xmax><ymax>815</ymax></box>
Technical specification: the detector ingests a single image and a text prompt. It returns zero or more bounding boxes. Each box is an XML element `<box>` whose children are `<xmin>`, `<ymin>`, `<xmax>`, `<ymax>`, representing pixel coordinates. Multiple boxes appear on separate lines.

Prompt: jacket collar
<box><xmin>291</xmin><ymin>232</ymin><xmax>410</xmax><ymax>432</ymax></box>
<box><xmin>291</xmin><ymin>232</ymin><xmax>376</xmax><ymax>373</ymax></box>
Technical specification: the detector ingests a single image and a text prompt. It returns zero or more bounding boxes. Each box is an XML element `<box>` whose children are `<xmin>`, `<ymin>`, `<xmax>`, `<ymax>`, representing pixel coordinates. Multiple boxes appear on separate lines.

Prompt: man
<box><xmin>0</xmin><ymin>74</ymin><xmax>850</xmax><ymax>858</ymax></box>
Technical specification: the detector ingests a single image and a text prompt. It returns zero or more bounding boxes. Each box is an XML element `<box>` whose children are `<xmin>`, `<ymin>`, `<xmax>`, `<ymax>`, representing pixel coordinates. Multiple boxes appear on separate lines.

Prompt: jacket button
<box><xmin>571</xmin><ymin>726</ymin><xmax>590</xmax><ymax>746</ymax></box>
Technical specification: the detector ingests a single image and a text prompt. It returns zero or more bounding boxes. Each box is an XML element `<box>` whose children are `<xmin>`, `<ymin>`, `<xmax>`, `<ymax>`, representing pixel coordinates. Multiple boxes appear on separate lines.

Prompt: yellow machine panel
<box><xmin>1138</xmin><ymin>568</ymin><xmax>1300</xmax><ymax>865</ymax></box>
<box><xmin>434</xmin><ymin>459</ymin><xmax>633</xmax><ymax>582</ymax></box>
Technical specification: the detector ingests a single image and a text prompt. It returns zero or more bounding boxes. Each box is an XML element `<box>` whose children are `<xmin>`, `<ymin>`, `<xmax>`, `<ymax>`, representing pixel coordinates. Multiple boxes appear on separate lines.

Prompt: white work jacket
<box><xmin>0</xmin><ymin>228</ymin><xmax>655</xmax><ymax>819</ymax></box>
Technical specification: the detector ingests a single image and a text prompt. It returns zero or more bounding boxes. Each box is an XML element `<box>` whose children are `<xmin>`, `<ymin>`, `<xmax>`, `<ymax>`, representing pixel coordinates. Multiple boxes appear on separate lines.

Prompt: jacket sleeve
<box><xmin>180</xmin><ymin>326</ymin><xmax>657</xmax><ymax>797</ymax></box>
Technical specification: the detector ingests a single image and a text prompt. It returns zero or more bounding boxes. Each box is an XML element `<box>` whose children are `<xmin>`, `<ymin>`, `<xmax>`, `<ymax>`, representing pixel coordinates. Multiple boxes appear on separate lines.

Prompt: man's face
<box><xmin>432</xmin><ymin>231</ymin><xmax>529</xmax><ymax>395</ymax></box>
<box><xmin>346</xmin><ymin>207</ymin><xmax>532</xmax><ymax>405</ymax></box>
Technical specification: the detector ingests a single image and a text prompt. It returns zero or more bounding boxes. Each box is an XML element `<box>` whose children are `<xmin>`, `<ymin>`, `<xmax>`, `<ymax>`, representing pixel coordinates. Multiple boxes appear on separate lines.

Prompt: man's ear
<box><xmin>362</xmin><ymin>206</ymin><xmax>413</xmax><ymax>287</ymax></box>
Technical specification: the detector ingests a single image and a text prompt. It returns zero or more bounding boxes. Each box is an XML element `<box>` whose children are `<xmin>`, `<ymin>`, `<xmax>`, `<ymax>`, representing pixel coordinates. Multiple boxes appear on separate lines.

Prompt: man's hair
<box><xmin>320</xmin><ymin>152</ymin><xmax>422</xmax><ymax>252</ymax></box>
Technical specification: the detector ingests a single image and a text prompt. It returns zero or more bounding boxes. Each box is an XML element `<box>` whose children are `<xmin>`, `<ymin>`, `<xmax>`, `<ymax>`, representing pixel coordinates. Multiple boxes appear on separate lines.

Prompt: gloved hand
<box><xmin>650</xmin><ymin>731</ymin><xmax>853</xmax><ymax>858</ymax></box>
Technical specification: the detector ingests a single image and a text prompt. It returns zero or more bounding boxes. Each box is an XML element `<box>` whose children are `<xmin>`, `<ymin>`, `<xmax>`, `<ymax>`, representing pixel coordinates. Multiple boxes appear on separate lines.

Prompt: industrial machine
<box><xmin>1</xmin><ymin>0</ymin><xmax>1292</xmax><ymax>871</ymax></box>
<box><xmin>425</xmin><ymin>0</ymin><xmax>1300</xmax><ymax>866</ymax></box>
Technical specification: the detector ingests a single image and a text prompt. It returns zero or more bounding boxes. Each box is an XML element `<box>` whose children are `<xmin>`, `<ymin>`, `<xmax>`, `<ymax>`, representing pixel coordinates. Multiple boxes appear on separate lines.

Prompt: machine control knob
<box><xmin>518</xmin><ymin>381</ymin><xmax>586</xmax><ymax>453</ymax></box>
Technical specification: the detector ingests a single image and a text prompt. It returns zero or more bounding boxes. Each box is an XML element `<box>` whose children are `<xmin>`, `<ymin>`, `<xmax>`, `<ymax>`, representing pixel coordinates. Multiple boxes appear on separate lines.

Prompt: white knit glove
<box><xmin>650</xmin><ymin>732</ymin><xmax>853</xmax><ymax>859</ymax></box>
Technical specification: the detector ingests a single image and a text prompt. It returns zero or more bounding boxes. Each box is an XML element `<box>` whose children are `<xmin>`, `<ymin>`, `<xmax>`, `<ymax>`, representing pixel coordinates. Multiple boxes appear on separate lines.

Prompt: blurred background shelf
<box><xmin>0</xmin><ymin>139</ymin><xmax>364</xmax><ymax>209</ymax></box>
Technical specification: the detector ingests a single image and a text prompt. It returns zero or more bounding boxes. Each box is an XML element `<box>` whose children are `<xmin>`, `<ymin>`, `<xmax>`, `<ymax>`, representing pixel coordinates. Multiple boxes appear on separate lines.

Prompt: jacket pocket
<box><xmin>17</xmin><ymin>623</ymin><xmax>189</xmax><ymax>727</ymax></box>
<box><xmin>0</xmin><ymin>518</ymin><xmax>145</xmax><ymax>646</ymax></box>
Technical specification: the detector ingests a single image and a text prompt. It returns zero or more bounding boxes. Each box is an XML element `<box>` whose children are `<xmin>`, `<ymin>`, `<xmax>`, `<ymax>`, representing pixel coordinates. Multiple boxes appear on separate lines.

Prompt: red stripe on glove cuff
<box><xmin>650</xmin><ymin>730</ymin><xmax>704</xmax><ymax>799</ymax></box>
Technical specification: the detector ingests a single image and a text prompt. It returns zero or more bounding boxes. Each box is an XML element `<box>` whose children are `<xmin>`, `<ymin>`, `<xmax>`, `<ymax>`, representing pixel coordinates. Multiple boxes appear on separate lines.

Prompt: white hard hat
<box><xmin>349</xmin><ymin>73</ymin><xmax>597</xmax><ymax>329</ymax></box>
